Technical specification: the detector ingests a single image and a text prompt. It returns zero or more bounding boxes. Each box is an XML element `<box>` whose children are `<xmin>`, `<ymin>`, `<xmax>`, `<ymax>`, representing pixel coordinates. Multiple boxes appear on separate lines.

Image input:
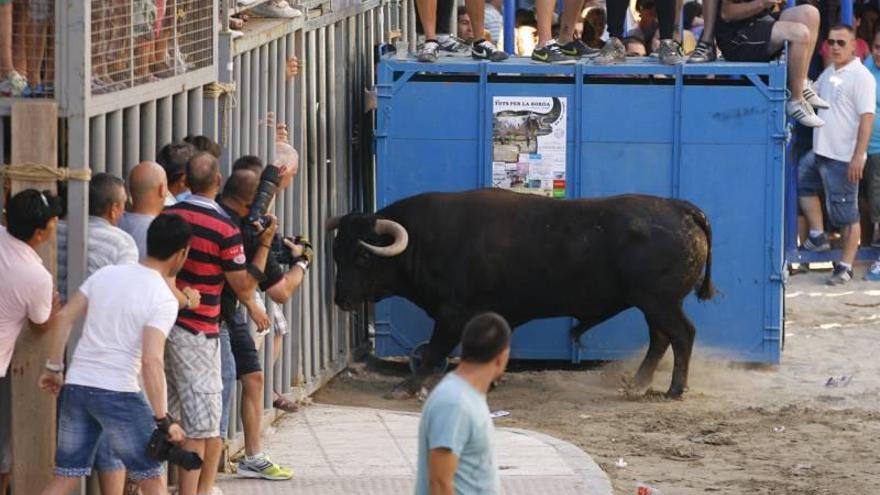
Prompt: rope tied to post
<box><xmin>204</xmin><ymin>82</ymin><xmax>238</xmax><ymax>147</ymax></box>
<box><xmin>0</xmin><ymin>163</ymin><xmax>92</xmax><ymax>182</ymax></box>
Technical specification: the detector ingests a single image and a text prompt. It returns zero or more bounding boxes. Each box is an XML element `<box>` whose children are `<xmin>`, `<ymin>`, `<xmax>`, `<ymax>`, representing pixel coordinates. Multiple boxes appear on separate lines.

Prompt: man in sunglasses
<box><xmin>714</xmin><ymin>0</ymin><xmax>826</xmax><ymax>127</ymax></box>
<box><xmin>800</xmin><ymin>24</ymin><xmax>876</xmax><ymax>285</ymax></box>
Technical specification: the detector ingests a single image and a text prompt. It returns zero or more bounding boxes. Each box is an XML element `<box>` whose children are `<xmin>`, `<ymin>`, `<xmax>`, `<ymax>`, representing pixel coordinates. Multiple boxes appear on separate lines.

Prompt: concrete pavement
<box><xmin>217</xmin><ymin>404</ymin><xmax>612</xmax><ymax>494</ymax></box>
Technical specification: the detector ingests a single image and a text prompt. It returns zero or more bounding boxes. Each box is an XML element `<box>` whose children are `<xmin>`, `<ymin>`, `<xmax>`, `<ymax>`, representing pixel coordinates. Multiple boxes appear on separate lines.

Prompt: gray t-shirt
<box><xmin>118</xmin><ymin>212</ymin><xmax>156</xmax><ymax>260</ymax></box>
<box><xmin>415</xmin><ymin>372</ymin><xmax>499</xmax><ymax>495</ymax></box>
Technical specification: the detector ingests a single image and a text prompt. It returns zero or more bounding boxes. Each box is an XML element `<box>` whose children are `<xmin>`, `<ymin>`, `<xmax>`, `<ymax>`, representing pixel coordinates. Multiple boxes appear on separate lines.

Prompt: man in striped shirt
<box><xmin>162</xmin><ymin>152</ymin><xmax>269</xmax><ymax>495</ymax></box>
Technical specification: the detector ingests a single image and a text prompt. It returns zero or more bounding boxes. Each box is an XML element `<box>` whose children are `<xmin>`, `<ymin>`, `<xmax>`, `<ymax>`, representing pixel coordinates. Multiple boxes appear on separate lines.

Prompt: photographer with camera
<box><xmin>37</xmin><ymin>214</ymin><xmax>195</xmax><ymax>495</ymax></box>
<box><xmin>216</xmin><ymin>166</ymin><xmax>312</xmax><ymax>480</ymax></box>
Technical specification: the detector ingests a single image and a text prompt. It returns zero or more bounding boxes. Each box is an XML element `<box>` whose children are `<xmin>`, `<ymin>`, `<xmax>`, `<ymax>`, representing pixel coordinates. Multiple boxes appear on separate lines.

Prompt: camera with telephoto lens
<box><xmin>145</xmin><ymin>416</ymin><xmax>202</xmax><ymax>471</ymax></box>
<box><xmin>246</xmin><ymin>166</ymin><xmax>310</xmax><ymax>266</ymax></box>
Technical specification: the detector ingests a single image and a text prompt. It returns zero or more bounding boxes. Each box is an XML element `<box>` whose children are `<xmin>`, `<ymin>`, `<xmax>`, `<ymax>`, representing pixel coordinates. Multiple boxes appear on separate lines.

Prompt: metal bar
<box><xmin>123</xmin><ymin>105</ymin><xmax>140</xmax><ymax>176</ymax></box>
<box><xmin>89</xmin><ymin>114</ymin><xmax>107</xmax><ymax>173</ymax></box>
<box><xmin>318</xmin><ymin>26</ymin><xmax>329</xmax><ymax>370</ymax></box>
<box><xmin>306</xmin><ymin>28</ymin><xmax>318</xmax><ymax>379</ymax></box>
<box><xmin>671</xmin><ymin>63</ymin><xmax>683</xmax><ymax>198</ymax></box>
<box><xmin>503</xmin><ymin>0</ymin><xmax>515</xmax><ymax>54</ymax></box>
<box><xmin>188</xmin><ymin>86</ymin><xmax>204</xmax><ymax>136</ymax></box>
<box><xmin>259</xmin><ymin>43</ymin><xmax>270</xmax><ymax>162</ymax></box>
<box><xmin>85</xmin><ymin>66</ymin><xmax>217</xmax><ymax>117</ymax></box>
<box><xmin>251</xmin><ymin>47</ymin><xmax>261</xmax><ymax>155</ymax></box>
<box><xmin>241</xmin><ymin>50</ymin><xmax>251</xmax><ymax>154</ymax></box>
<box><xmin>233</xmin><ymin>52</ymin><xmax>243</xmax><ymax>162</ymax></box>
<box><xmin>289</xmin><ymin>30</ymin><xmax>305</xmax><ymax>389</ymax></box>
<box><xmin>157</xmin><ymin>96</ymin><xmax>173</xmax><ymax>151</ymax></box>
<box><xmin>173</xmin><ymin>91</ymin><xmax>189</xmax><ymax>141</ymax></box>
<box><xmin>140</xmin><ymin>100</ymin><xmax>157</xmax><ymax>160</ymax></box>
<box><xmin>107</xmin><ymin>110</ymin><xmax>124</xmax><ymax>178</ymax></box>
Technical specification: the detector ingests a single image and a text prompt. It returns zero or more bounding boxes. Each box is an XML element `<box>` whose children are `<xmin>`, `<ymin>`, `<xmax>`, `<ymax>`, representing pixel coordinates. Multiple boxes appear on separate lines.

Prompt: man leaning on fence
<box><xmin>162</xmin><ymin>152</ymin><xmax>269</xmax><ymax>495</ymax></box>
<box><xmin>36</xmin><ymin>214</ymin><xmax>192</xmax><ymax>495</ymax></box>
<box><xmin>0</xmin><ymin>189</ymin><xmax>61</xmax><ymax>494</ymax></box>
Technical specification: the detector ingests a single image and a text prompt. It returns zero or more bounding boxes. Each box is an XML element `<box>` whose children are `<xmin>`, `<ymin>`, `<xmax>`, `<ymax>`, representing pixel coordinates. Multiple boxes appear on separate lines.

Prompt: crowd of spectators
<box><xmin>1</xmin><ymin>128</ymin><xmax>311</xmax><ymax>493</ymax></box>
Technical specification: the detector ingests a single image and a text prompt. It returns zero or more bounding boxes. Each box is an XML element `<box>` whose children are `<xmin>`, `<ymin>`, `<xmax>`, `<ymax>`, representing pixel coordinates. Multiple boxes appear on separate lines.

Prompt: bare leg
<box><xmin>176</xmin><ymin>439</ymin><xmax>205</xmax><ymax>495</ymax></box>
<box><xmin>137</xmin><ymin>476</ymin><xmax>169</xmax><ymax>495</ymax></box>
<box><xmin>768</xmin><ymin>5</ymin><xmax>820</xmax><ymax>97</ymax></box>
<box><xmin>241</xmin><ymin>371</ymin><xmax>264</xmax><ymax>455</ymax></box>
<box><xmin>196</xmin><ymin>438</ymin><xmax>222</xmax><ymax>495</ymax></box>
<box><xmin>799</xmin><ymin>195</ymin><xmax>825</xmax><ymax>232</ymax></box>
<box><xmin>27</xmin><ymin>18</ymin><xmax>49</xmax><ymax>87</ymax></box>
<box><xmin>98</xmin><ymin>470</ymin><xmax>126</xmax><ymax>495</ymax></box>
<box><xmin>535</xmin><ymin>0</ymin><xmax>555</xmax><ymax>47</ymax></box>
<box><xmin>841</xmin><ymin>223</ymin><xmax>861</xmax><ymax>266</ymax></box>
<box><xmin>415</xmin><ymin>0</ymin><xmax>438</xmax><ymax>39</ymax></box>
<box><xmin>11</xmin><ymin>4</ymin><xmax>26</xmax><ymax>74</ymax></box>
<box><xmin>558</xmin><ymin>0</ymin><xmax>586</xmax><ymax>45</ymax></box>
<box><xmin>465</xmin><ymin>0</ymin><xmax>485</xmax><ymax>42</ymax></box>
<box><xmin>699</xmin><ymin>0</ymin><xmax>719</xmax><ymax>43</ymax></box>
<box><xmin>0</xmin><ymin>4</ymin><xmax>12</xmax><ymax>74</ymax></box>
<box><xmin>39</xmin><ymin>476</ymin><xmax>82</xmax><ymax>495</ymax></box>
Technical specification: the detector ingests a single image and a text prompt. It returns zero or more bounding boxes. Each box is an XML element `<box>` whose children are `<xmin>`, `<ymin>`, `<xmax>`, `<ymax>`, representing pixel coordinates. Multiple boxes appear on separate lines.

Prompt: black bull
<box><xmin>329</xmin><ymin>189</ymin><xmax>715</xmax><ymax>399</ymax></box>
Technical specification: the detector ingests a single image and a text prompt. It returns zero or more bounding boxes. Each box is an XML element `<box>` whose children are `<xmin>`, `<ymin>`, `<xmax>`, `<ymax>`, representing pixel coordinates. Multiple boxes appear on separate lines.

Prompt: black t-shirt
<box><xmin>219</xmin><ymin>200</ymin><xmax>285</xmax><ymax>326</ymax></box>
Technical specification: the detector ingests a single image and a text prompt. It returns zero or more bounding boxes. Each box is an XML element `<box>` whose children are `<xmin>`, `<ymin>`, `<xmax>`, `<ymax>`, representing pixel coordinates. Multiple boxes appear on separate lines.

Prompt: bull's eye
<box><xmin>354</xmin><ymin>250</ymin><xmax>370</xmax><ymax>267</ymax></box>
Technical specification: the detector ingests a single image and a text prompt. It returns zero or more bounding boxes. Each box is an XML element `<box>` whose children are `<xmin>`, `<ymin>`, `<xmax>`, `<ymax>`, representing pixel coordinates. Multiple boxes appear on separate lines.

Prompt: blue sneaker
<box><xmin>803</xmin><ymin>232</ymin><xmax>831</xmax><ymax>252</ymax></box>
<box><xmin>864</xmin><ymin>261</ymin><xmax>880</xmax><ymax>281</ymax></box>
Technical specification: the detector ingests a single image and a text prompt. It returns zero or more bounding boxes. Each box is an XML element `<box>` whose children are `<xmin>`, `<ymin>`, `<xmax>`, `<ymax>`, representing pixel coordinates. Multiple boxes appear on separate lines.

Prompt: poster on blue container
<box><xmin>491</xmin><ymin>96</ymin><xmax>566</xmax><ymax>198</ymax></box>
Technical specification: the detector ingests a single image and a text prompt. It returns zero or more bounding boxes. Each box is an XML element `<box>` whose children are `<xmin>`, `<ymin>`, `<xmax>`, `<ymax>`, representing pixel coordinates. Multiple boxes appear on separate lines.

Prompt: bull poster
<box><xmin>491</xmin><ymin>96</ymin><xmax>567</xmax><ymax>198</ymax></box>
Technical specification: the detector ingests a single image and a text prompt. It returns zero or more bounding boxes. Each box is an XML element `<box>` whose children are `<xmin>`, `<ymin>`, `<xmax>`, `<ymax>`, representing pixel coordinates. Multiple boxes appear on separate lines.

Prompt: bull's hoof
<box><xmin>665</xmin><ymin>387</ymin><xmax>685</xmax><ymax>400</ymax></box>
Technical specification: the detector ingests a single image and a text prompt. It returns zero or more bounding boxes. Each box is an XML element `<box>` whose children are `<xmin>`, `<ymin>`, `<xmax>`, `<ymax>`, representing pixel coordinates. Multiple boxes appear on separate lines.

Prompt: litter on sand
<box><xmin>490</xmin><ymin>410</ymin><xmax>510</xmax><ymax>418</ymax></box>
<box><xmin>615</xmin><ymin>457</ymin><xmax>628</xmax><ymax>468</ymax></box>
<box><xmin>825</xmin><ymin>375</ymin><xmax>853</xmax><ymax>388</ymax></box>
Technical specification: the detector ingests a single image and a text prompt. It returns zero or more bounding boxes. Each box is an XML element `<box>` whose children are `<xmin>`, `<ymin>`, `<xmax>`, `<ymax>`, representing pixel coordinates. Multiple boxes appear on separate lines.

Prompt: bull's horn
<box><xmin>326</xmin><ymin>215</ymin><xmax>343</xmax><ymax>231</ymax></box>
<box><xmin>360</xmin><ymin>219</ymin><xmax>409</xmax><ymax>257</ymax></box>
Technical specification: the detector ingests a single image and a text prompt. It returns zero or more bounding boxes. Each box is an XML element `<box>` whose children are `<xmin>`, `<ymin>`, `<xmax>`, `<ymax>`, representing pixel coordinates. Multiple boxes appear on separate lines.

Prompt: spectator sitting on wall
<box><xmin>217</xmin><ymin>166</ymin><xmax>310</xmax><ymax>479</ymax></box>
<box><xmin>162</xmin><ymin>152</ymin><xmax>269</xmax><ymax>495</ymax></box>
<box><xmin>37</xmin><ymin>214</ymin><xmax>192</xmax><ymax>495</ymax></box>
<box><xmin>415</xmin><ymin>313</ymin><xmax>511</xmax><ymax>495</ymax></box>
<box><xmin>0</xmin><ymin>189</ymin><xmax>61</xmax><ymax>494</ymax></box>
<box><xmin>580</xmin><ymin>7</ymin><xmax>607</xmax><ymax>49</ymax></box>
<box><xmin>595</xmin><ymin>0</ymin><xmax>685</xmax><ymax>65</ymax></box>
<box><xmin>416</xmin><ymin>0</ymin><xmax>508</xmax><ymax>62</ymax></box>
<box><xmin>863</xmin><ymin>29</ymin><xmax>880</xmax><ymax>275</ymax></box>
<box><xmin>715</xmin><ymin>0</ymin><xmax>827</xmax><ymax>127</ymax></box>
<box><xmin>157</xmin><ymin>141</ymin><xmax>198</xmax><ymax>205</ymax></box>
<box><xmin>800</xmin><ymin>25</ymin><xmax>876</xmax><ymax>285</ymax></box>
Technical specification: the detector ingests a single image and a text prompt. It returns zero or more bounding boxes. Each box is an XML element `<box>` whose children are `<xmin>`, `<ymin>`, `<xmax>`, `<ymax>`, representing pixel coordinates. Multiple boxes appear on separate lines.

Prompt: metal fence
<box><xmin>0</xmin><ymin>0</ymin><xmax>415</xmax><ymax>486</ymax></box>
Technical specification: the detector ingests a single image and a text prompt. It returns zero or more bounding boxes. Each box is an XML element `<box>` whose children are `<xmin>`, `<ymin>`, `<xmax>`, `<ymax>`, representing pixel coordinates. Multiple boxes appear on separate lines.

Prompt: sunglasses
<box><xmin>826</xmin><ymin>38</ymin><xmax>848</xmax><ymax>47</ymax></box>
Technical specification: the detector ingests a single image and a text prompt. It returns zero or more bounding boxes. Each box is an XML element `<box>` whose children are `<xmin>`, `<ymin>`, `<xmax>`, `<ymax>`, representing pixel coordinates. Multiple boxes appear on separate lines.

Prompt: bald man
<box><xmin>120</xmin><ymin>161</ymin><xmax>167</xmax><ymax>258</ymax></box>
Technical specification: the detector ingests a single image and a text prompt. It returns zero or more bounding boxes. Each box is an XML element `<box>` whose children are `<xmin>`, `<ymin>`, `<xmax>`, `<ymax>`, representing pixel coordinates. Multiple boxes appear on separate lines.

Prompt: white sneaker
<box><xmin>803</xmin><ymin>80</ymin><xmax>830</xmax><ymax>110</ymax></box>
<box><xmin>250</xmin><ymin>0</ymin><xmax>301</xmax><ymax>18</ymax></box>
<box><xmin>786</xmin><ymin>99</ymin><xmax>824</xmax><ymax>128</ymax></box>
<box><xmin>0</xmin><ymin>71</ymin><xmax>27</xmax><ymax>97</ymax></box>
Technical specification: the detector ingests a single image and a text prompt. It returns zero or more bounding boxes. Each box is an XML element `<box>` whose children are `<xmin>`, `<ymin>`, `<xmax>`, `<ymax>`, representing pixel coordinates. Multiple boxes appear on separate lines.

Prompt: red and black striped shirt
<box><xmin>163</xmin><ymin>196</ymin><xmax>246</xmax><ymax>336</ymax></box>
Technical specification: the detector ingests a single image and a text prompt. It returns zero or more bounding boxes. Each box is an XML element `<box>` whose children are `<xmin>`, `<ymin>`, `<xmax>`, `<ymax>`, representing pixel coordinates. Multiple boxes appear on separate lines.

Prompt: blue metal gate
<box><xmin>373</xmin><ymin>57</ymin><xmax>787</xmax><ymax>364</ymax></box>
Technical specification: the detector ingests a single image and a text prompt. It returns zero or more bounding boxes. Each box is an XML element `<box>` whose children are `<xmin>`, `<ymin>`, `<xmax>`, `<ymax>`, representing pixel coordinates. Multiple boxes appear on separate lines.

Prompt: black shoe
<box><xmin>559</xmin><ymin>38</ymin><xmax>600</xmax><ymax>58</ymax></box>
<box><xmin>471</xmin><ymin>39</ymin><xmax>508</xmax><ymax>62</ymax></box>
<box><xmin>803</xmin><ymin>232</ymin><xmax>831</xmax><ymax>252</ymax></box>
<box><xmin>531</xmin><ymin>41</ymin><xmax>578</xmax><ymax>64</ymax></box>
<box><xmin>687</xmin><ymin>40</ymin><xmax>717</xmax><ymax>63</ymax></box>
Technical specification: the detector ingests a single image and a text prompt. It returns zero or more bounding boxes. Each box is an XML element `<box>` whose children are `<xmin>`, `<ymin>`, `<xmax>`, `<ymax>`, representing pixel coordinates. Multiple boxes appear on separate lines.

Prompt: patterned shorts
<box><xmin>165</xmin><ymin>326</ymin><xmax>222</xmax><ymax>439</ymax></box>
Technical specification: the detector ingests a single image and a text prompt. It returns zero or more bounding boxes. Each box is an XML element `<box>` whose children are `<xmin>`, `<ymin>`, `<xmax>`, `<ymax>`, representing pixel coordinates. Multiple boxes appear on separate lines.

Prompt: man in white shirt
<box><xmin>798</xmin><ymin>24</ymin><xmax>877</xmax><ymax>285</ymax></box>
<box><xmin>37</xmin><ymin>214</ymin><xmax>192</xmax><ymax>495</ymax></box>
<box><xmin>0</xmin><ymin>189</ymin><xmax>60</xmax><ymax>493</ymax></box>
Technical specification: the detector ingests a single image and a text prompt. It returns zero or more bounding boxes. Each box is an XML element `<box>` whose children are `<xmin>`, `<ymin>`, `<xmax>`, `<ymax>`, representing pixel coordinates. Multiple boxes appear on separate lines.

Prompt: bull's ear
<box><xmin>326</xmin><ymin>215</ymin><xmax>344</xmax><ymax>231</ymax></box>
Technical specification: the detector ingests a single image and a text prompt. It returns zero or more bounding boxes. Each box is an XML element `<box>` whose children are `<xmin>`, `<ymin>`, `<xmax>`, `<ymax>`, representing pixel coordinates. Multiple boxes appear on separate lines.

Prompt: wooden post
<box><xmin>9</xmin><ymin>101</ymin><xmax>59</xmax><ymax>494</ymax></box>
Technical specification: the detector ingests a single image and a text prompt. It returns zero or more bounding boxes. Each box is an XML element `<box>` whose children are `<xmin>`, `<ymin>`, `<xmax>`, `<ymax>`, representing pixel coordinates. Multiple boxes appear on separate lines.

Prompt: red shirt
<box><xmin>163</xmin><ymin>196</ymin><xmax>246</xmax><ymax>335</ymax></box>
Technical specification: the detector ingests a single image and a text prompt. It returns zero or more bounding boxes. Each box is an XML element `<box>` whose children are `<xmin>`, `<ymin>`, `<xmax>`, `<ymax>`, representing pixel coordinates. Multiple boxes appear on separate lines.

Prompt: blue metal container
<box><xmin>373</xmin><ymin>56</ymin><xmax>787</xmax><ymax>365</ymax></box>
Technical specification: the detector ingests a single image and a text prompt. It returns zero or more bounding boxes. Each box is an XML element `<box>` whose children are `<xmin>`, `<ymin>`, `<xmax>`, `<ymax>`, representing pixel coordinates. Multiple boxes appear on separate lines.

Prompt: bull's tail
<box><xmin>685</xmin><ymin>204</ymin><xmax>715</xmax><ymax>301</ymax></box>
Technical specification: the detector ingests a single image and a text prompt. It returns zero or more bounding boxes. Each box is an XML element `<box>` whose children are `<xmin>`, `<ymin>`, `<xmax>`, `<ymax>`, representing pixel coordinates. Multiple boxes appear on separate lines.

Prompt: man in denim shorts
<box><xmin>36</xmin><ymin>214</ymin><xmax>191</xmax><ymax>494</ymax></box>
<box><xmin>798</xmin><ymin>25</ymin><xmax>876</xmax><ymax>285</ymax></box>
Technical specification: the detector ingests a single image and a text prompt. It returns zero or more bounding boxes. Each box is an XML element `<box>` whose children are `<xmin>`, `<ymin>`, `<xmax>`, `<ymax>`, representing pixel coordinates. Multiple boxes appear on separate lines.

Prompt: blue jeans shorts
<box><xmin>55</xmin><ymin>385</ymin><xmax>162</xmax><ymax>481</ymax></box>
<box><xmin>219</xmin><ymin>323</ymin><xmax>237</xmax><ymax>438</ymax></box>
<box><xmin>798</xmin><ymin>152</ymin><xmax>860</xmax><ymax>228</ymax></box>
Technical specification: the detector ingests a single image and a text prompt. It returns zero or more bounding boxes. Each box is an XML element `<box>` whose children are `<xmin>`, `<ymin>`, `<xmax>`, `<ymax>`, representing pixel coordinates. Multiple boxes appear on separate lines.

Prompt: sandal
<box><xmin>273</xmin><ymin>395</ymin><xmax>299</xmax><ymax>412</ymax></box>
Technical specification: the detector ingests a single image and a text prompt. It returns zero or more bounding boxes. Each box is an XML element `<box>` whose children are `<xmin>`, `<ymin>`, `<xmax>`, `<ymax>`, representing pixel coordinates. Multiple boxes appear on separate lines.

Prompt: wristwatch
<box><xmin>44</xmin><ymin>360</ymin><xmax>64</xmax><ymax>373</ymax></box>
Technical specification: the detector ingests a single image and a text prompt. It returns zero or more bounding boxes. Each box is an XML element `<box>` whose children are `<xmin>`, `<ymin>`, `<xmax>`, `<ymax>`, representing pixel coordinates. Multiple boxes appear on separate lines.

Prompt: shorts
<box><xmin>93</xmin><ymin>437</ymin><xmax>124</xmax><ymax>472</ymax></box>
<box><xmin>219</xmin><ymin>324</ymin><xmax>236</xmax><ymax>439</ymax></box>
<box><xmin>27</xmin><ymin>0</ymin><xmax>52</xmax><ymax>23</ymax></box>
<box><xmin>271</xmin><ymin>302</ymin><xmax>288</xmax><ymax>336</ymax></box>
<box><xmin>229</xmin><ymin>308</ymin><xmax>263</xmax><ymax>379</ymax></box>
<box><xmin>0</xmin><ymin>375</ymin><xmax>10</xmax><ymax>474</ymax></box>
<box><xmin>798</xmin><ymin>152</ymin><xmax>860</xmax><ymax>227</ymax></box>
<box><xmin>165</xmin><ymin>326</ymin><xmax>222</xmax><ymax>439</ymax></box>
<box><xmin>54</xmin><ymin>385</ymin><xmax>162</xmax><ymax>481</ymax></box>
<box><xmin>717</xmin><ymin>15</ymin><xmax>780</xmax><ymax>62</ymax></box>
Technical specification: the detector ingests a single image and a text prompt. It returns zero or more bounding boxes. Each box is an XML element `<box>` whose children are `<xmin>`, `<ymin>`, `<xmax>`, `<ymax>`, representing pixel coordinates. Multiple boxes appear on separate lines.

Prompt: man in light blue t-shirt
<box><xmin>865</xmin><ymin>31</ymin><xmax>880</xmax><ymax>249</ymax></box>
<box><xmin>415</xmin><ymin>312</ymin><xmax>511</xmax><ymax>495</ymax></box>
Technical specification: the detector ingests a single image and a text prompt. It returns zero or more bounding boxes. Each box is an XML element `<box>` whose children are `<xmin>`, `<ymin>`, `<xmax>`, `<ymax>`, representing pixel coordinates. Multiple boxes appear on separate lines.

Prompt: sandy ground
<box><xmin>314</xmin><ymin>267</ymin><xmax>880</xmax><ymax>495</ymax></box>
